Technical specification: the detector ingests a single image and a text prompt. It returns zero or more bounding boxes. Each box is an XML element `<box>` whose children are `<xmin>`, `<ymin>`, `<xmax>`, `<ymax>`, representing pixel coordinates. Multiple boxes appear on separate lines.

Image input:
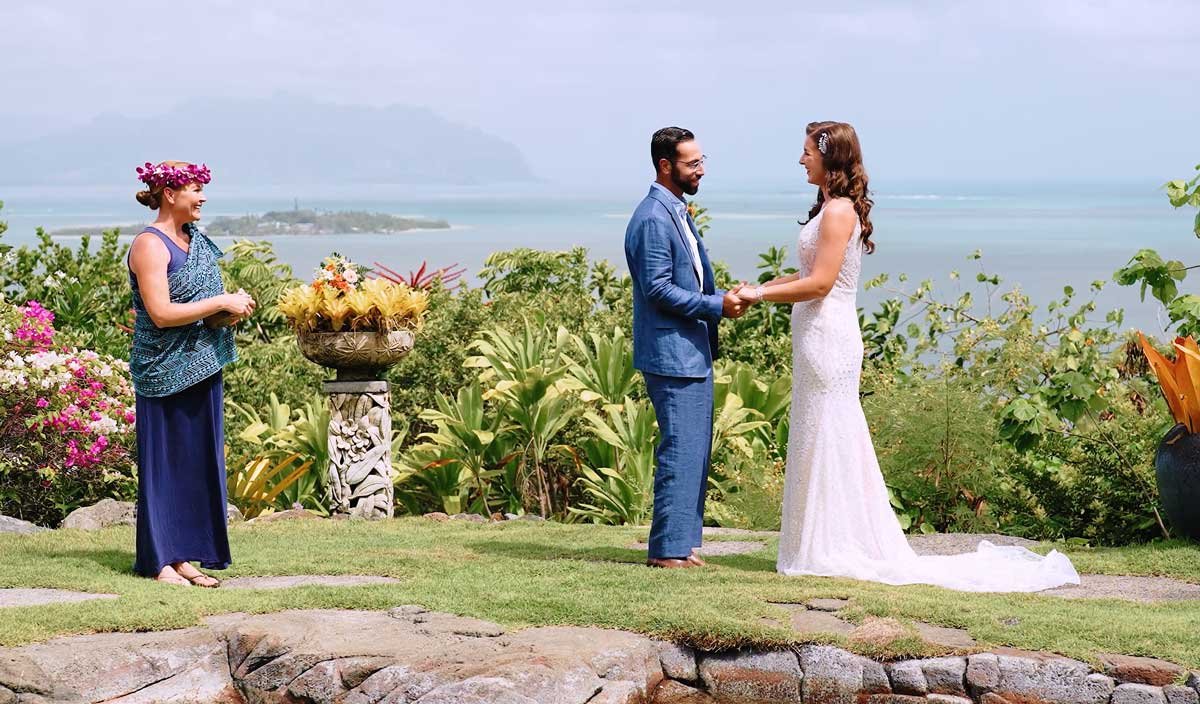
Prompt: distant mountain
<box><xmin>0</xmin><ymin>95</ymin><xmax>536</xmax><ymax>186</ymax></box>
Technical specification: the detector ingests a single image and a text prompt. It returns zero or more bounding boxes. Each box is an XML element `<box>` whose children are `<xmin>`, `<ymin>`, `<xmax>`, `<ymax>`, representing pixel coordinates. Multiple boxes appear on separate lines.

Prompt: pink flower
<box><xmin>36</xmin><ymin>397</ymin><xmax>49</xmax><ymax>408</ymax></box>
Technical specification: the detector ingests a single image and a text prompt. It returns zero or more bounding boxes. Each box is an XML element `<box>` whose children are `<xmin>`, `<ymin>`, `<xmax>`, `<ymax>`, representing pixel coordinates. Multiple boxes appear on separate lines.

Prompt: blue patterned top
<box><xmin>128</xmin><ymin>223</ymin><xmax>237</xmax><ymax>397</ymax></box>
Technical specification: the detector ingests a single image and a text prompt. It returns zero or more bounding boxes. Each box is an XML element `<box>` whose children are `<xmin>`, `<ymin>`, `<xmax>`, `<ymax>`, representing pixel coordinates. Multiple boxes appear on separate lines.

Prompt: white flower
<box><xmin>343</xmin><ymin>269</ymin><xmax>359</xmax><ymax>284</ymax></box>
<box><xmin>88</xmin><ymin>416</ymin><xmax>118</xmax><ymax>434</ymax></box>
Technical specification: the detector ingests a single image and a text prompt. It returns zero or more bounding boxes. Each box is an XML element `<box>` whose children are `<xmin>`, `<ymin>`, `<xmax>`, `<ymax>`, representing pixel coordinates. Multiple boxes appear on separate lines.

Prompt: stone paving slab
<box><xmin>1039</xmin><ymin>574</ymin><xmax>1200</xmax><ymax>603</ymax></box>
<box><xmin>0</xmin><ymin>588</ymin><xmax>118</xmax><ymax>609</ymax></box>
<box><xmin>221</xmin><ymin>575</ymin><xmax>401</xmax><ymax>590</ymax></box>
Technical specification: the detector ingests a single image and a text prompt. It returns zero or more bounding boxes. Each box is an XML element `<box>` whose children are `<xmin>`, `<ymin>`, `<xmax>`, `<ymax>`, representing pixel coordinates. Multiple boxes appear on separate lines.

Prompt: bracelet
<box><xmin>755</xmin><ymin>285</ymin><xmax>765</xmax><ymax>302</ymax></box>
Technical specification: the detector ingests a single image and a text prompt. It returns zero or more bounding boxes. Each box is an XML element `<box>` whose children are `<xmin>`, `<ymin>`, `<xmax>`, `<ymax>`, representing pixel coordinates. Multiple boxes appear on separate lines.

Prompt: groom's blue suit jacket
<box><xmin>624</xmin><ymin>185</ymin><xmax>726</xmax><ymax>378</ymax></box>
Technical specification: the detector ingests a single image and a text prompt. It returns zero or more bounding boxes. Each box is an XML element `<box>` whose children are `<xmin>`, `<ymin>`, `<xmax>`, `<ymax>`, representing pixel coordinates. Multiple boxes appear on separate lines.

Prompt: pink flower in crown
<box><xmin>136</xmin><ymin>161</ymin><xmax>212</xmax><ymax>190</ymax></box>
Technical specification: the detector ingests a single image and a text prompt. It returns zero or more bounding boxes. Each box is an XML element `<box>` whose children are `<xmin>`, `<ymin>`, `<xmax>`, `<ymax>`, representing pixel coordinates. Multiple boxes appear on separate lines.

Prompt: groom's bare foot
<box><xmin>647</xmin><ymin>558</ymin><xmax>695</xmax><ymax>569</ymax></box>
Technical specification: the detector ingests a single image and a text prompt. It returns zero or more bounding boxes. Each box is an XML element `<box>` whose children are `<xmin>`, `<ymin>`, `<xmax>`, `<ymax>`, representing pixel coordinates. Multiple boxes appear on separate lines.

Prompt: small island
<box><xmin>51</xmin><ymin>209</ymin><xmax>450</xmax><ymax>238</ymax></box>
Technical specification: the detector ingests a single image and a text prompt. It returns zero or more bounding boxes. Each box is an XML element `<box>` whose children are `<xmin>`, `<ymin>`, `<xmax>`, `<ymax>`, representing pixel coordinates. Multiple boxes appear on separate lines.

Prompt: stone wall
<box><xmin>1</xmin><ymin>608</ymin><xmax>1196</xmax><ymax>704</ymax></box>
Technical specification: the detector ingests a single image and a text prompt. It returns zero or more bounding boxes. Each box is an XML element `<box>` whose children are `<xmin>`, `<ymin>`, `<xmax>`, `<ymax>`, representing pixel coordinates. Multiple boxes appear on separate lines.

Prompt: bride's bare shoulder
<box><xmin>823</xmin><ymin>197</ymin><xmax>855</xmax><ymax>214</ymax></box>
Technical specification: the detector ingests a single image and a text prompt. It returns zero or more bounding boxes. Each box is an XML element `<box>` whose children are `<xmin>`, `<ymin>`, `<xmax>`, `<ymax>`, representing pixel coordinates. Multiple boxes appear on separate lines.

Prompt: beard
<box><xmin>671</xmin><ymin>167</ymin><xmax>700</xmax><ymax>196</ymax></box>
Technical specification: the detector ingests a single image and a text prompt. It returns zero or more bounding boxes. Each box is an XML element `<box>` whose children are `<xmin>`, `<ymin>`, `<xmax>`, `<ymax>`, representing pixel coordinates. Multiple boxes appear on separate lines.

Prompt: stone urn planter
<box><xmin>1154</xmin><ymin>423</ymin><xmax>1200</xmax><ymax>541</ymax></box>
<box><xmin>297</xmin><ymin>329</ymin><xmax>415</xmax><ymax>381</ymax></box>
<box><xmin>297</xmin><ymin>329</ymin><xmax>416</xmax><ymax>519</ymax></box>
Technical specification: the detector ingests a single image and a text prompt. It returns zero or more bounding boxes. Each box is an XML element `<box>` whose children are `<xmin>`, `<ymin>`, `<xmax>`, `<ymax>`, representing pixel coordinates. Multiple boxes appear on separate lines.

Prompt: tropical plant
<box><xmin>467</xmin><ymin>318</ymin><xmax>580</xmax><ymax>516</ymax></box>
<box><xmin>568</xmin><ymin>327</ymin><xmax>638</xmax><ymax>408</ymax></box>
<box><xmin>1113</xmin><ymin>163</ymin><xmax>1200</xmax><ymax>337</ymax></box>
<box><xmin>218</xmin><ymin>240</ymin><xmax>301</xmax><ymax>343</ymax></box>
<box><xmin>404</xmin><ymin>382</ymin><xmax>513</xmax><ymax>515</ymax></box>
<box><xmin>227</xmin><ymin>453</ymin><xmax>313</xmax><ymax>519</ymax></box>
<box><xmin>372</xmin><ymin>260</ymin><xmax>465</xmax><ymax>290</ymax></box>
<box><xmin>0</xmin><ymin>228</ymin><xmax>134</xmax><ymax>359</ymax></box>
<box><xmin>226</xmin><ymin>392</ymin><xmax>330</xmax><ymax>514</ymax></box>
<box><xmin>1138</xmin><ymin>334</ymin><xmax>1200</xmax><ymax>432</ymax></box>
<box><xmin>477</xmin><ymin>247</ymin><xmax>589</xmax><ymax>297</ymax></box>
<box><xmin>569</xmin><ymin>398</ymin><xmax>658</xmax><ymax>525</ymax></box>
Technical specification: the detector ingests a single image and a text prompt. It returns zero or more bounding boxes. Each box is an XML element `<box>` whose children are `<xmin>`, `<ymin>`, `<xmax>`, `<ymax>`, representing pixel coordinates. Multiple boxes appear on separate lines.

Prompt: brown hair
<box><xmin>134</xmin><ymin>160</ymin><xmax>196</xmax><ymax>210</ymax></box>
<box><xmin>804</xmin><ymin>122</ymin><xmax>875</xmax><ymax>254</ymax></box>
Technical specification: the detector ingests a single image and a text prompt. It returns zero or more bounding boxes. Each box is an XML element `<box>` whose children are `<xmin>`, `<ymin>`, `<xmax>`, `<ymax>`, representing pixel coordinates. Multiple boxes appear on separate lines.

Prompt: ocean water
<box><xmin>0</xmin><ymin>182</ymin><xmax>1193</xmax><ymax>336</ymax></box>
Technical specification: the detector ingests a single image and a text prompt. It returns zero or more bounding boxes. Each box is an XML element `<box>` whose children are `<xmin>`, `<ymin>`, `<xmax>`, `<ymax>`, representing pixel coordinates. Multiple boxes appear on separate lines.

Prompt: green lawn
<box><xmin>2</xmin><ymin>519</ymin><xmax>1199</xmax><ymax>668</ymax></box>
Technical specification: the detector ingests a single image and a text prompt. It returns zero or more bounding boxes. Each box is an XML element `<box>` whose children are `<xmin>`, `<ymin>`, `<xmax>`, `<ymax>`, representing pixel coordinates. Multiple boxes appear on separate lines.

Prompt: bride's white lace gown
<box><xmin>776</xmin><ymin>208</ymin><xmax>1080</xmax><ymax>592</ymax></box>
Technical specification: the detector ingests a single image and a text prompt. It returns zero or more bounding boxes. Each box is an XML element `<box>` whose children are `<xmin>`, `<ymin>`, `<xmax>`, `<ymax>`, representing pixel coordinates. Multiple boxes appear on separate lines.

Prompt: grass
<box><xmin>1</xmin><ymin>519</ymin><xmax>1199</xmax><ymax>668</ymax></box>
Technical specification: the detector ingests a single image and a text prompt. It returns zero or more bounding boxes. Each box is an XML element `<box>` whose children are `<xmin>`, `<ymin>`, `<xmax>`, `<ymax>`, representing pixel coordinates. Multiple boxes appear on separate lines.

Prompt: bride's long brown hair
<box><xmin>803</xmin><ymin>121</ymin><xmax>875</xmax><ymax>254</ymax></box>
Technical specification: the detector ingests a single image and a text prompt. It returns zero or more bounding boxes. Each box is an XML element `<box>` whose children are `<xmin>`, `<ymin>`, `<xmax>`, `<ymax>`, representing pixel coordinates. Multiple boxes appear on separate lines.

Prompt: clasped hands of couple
<box><xmin>720</xmin><ymin>281</ymin><xmax>768</xmax><ymax>319</ymax></box>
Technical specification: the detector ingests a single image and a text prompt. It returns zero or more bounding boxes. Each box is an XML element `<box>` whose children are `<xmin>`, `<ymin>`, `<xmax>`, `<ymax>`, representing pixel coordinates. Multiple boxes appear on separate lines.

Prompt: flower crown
<box><xmin>135</xmin><ymin>161</ymin><xmax>212</xmax><ymax>190</ymax></box>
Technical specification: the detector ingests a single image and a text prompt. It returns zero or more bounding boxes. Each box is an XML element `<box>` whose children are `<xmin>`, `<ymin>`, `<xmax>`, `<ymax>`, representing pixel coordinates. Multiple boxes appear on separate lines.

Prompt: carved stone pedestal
<box><xmin>323</xmin><ymin>379</ymin><xmax>394</xmax><ymax>519</ymax></box>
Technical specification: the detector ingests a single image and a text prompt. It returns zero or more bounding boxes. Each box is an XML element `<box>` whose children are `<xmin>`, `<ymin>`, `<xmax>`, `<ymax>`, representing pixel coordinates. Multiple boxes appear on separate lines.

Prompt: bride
<box><xmin>736</xmin><ymin>122</ymin><xmax>1080</xmax><ymax>592</ymax></box>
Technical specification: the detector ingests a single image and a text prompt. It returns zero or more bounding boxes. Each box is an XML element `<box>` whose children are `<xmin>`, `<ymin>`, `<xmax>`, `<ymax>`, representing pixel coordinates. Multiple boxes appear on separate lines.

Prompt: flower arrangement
<box><xmin>277</xmin><ymin>254</ymin><xmax>429</xmax><ymax>333</ymax></box>
<box><xmin>0</xmin><ymin>299</ymin><xmax>136</xmax><ymax>524</ymax></box>
<box><xmin>1139</xmin><ymin>333</ymin><xmax>1200</xmax><ymax>432</ymax></box>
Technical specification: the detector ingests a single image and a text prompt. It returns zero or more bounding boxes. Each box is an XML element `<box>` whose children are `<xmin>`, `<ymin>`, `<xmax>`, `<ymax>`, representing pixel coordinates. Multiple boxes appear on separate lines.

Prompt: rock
<box><xmin>226</xmin><ymin>503</ymin><xmax>244</xmax><ymax>523</ymax></box>
<box><xmin>450</xmin><ymin>512</ymin><xmax>488</xmax><ymax>523</ymax></box>
<box><xmin>967</xmin><ymin>654</ymin><xmax>1001</xmax><ymax>697</ymax></box>
<box><xmin>591</xmin><ymin>680</ymin><xmax>643</xmax><ymax>703</ymax></box>
<box><xmin>0</xmin><ymin>685</ymin><xmax>14</xmax><ymax>704</ymax></box>
<box><xmin>658</xmin><ymin>642</ymin><xmax>699</xmax><ymax>682</ymax></box>
<box><xmin>698</xmin><ymin>649</ymin><xmax>803</xmax><ymax>702</ymax></box>
<box><xmin>887</xmin><ymin>660</ymin><xmax>929</xmax><ymax>696</ymax></box>
<box><xmin>60</xmin><ymin>498</ymin><xmax>135</xmax><ymax>530</ymax></box>
<box><xmin>388</xmin><ymin>607</ymin><xmax>507</xmax><ymax>638</ymax></box>
<box><xmin>1166</xmin><ymin>684</ymin><xmax>1200</xmax><ymax>704</ymax></box>
<box><xmin>1099</xmin><ymin>654</ymin><xmax>1186</xmax><ymax>686</ymax></box>
<box><xmin>0</xmin><ymin>627</ymin><xmax>237</xmax><ymax>702</ymax></box>
<box><xmin>927</xmin><ymin>695</ymin><xmax>974</xmax><ymax>704</ymax></box>
<box><xmin>798</xmin><ymin>644</ymin><xmax>891</xmax><ymax>703</ymax></box>
<box><xmin>286</xmin><ymin>656</ymin><xmax>404</xmax><ymax>703</ymax></box>
<box><xmin>413</xmin><ymin>658</ymin><xmax>602</xmax><ymax>704</ymax></box>
<box><xmin>423</xmin><ymin>512</ymin><xmax>450</xmax><ymax>522</ymax></box>
<box><xmin>980</xmin><ymin>649</ymin><xmax>1115</xmax><ymax>704</ymax></box>
<box><xmin>0</xmin><ymin>515</ymin><xmax>47</xmax><ymax>534</ymax></box>
<box><xmin>0</xmin><ymin>588</ymin><xmax>119</xmax><ymax>609</ymax></box>
<box><xmin>652</xmin><ymin>679</ymin><xmax>714</xmax><ymax>702</ymax></box>
<box><xmin>807</xmin><ymin>598</ymin><xmax>851</xmax><ymax>612</ymax></box>
<box><xmin>506</xmin><ymin>513</ymin><xmax>547</xmax><ymax>522</ymax></box>
<box><xmin>504</xmin><ymin>627</ymin><xmax>664</xmax><ymax>696</ymax></box>
<box><xmin>865</xmin><ymin>696</ymin><xmax>927</xmax><ymax>704</ymax></box>
<box><xmin>244</xmin><ymin>507</ymin><xmax>322</xmax><ymax>524</ymax></box>
<box><xmin>1189</xmin><ymin>672</ymin><xmax>1200</xmax><ymax>695</ymax></box>
<box><xmin>921</xmin><ymin>657</ymin><xmax>969</xmax><ymax>696</ymax></box>
<box><xmin>1112</xmin><ymin>683</ymin><xmax>1169</xmax><ymax>704</ymax></box>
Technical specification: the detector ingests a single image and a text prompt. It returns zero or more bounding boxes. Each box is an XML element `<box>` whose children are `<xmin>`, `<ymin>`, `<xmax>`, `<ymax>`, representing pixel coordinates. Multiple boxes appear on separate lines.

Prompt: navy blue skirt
<box><xmin>133</xmin><ymin>370</ymin><xmax>232</xmax><ymax>576</ymax></box>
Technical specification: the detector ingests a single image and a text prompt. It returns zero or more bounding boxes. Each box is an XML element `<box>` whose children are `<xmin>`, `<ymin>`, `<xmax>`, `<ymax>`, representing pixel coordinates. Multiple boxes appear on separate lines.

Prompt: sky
<box><xmin>1</xmin><ymin>0</ymin><xmax>1197</xmax><ymax>190</ymax></box>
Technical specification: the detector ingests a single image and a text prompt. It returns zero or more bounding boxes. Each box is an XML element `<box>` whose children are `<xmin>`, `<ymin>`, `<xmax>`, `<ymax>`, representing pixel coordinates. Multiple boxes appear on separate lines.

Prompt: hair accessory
<box><xmin>817</xmin><ymin>132</ymin><xmax>829</xmax><ymax>155</ymax></box>
<box><xmin>135</xmin><ymin>162</ymin><xmax>211</xmax><ymax>190</ymax></box>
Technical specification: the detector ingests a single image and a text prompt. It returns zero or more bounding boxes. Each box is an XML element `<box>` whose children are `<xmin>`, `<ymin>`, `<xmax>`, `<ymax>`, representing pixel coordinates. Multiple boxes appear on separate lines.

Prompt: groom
<box><xmin>625</xmin><ymin>127</ymin><xmax>747</xmax><ymax>569</ymax></box>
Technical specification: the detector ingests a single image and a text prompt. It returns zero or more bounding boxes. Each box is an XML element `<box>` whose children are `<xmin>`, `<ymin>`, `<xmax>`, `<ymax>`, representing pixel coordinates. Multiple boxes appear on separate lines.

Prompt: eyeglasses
<box><xmin>674</xmin><ymin>155</ymin><xmax>707</xmax><ymax>169</ymax></box>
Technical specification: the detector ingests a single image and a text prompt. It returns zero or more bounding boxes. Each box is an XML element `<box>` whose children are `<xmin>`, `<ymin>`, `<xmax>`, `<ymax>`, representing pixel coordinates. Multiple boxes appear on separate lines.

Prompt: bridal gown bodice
<box><xmin>776</xmin><ymin>207</ymin><xmax>1080</xmax><ymax>592</ymax></box>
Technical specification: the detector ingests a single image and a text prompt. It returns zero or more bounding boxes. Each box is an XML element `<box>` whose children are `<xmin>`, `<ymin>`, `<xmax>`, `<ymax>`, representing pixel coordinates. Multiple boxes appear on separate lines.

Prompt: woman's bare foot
<box><xmin>173</xmin><ymin>562</ymin><xmax>221</xmax><ymax>588</ymax></box>
<box><xmin>155</xmin><ymin>565</ymin><xmax>190</xmax><ymax>586</ymax></box>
